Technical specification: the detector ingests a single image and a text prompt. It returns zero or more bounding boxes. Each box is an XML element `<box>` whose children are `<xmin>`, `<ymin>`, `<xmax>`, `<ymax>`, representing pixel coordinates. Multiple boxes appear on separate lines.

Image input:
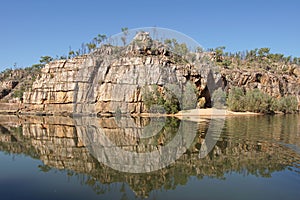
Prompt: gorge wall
<box><xmin>1</xmin><ymin>32</ymin><xmax>299</xmax><ymax>115</ymax></box>
<box><xmin>223</xmin><ymin>68</ymin><xmax>300</xmax><ymax>100</ymax></box>
<box><xmin>22</xmin><ymin>33</ymin><xmax>221</xmax><ymax>115</ymax></box>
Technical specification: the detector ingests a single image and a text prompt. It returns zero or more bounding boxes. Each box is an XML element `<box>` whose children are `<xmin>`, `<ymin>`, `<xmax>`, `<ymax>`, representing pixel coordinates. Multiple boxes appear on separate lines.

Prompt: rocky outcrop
<box><xmin>0</xmin><ymin>66</ymin><xmax>42</xmax><ymax>105</ymax></box>
<box><xmin>1</xmin><ymin>32</ymin><xmax>299</xmax><ymax>115</ymax></box>
<box><xmin>23</xmin><ymin>56</ymin><xmax>87</xmax><ymax>114</ymax></box>
<box><xmin>0</xmin><ymin>80</ymin><xmax>18</xmax><ymax>99</ymax></box>
<box><xmin>23</xmin><ymin>33</ymin><xmax>219</xmax><ymax>115</ymax></box>
<box><xmin>222</xmin><ymin>69</ymin><xmax>300</xmax><ymax>99</ymax></box>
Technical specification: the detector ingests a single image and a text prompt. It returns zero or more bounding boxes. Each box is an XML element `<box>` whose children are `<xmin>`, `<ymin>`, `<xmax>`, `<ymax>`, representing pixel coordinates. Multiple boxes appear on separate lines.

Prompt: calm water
<box><xmin>0</xmin><ymin>114</ymin><xmax>299</xmax><ymax>200</ymax></box>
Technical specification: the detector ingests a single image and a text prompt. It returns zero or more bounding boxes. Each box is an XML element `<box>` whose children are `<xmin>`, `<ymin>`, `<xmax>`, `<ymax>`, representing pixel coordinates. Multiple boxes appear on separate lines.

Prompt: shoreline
<box><xmin>0</xmin><ymin>103</ymin><xmax>297</xmax><ymax>118</ymax></box>
<box><xmin>176</xmin><ymin>108</ymin><xmax>263</xmax><ymax>116</ymax></box>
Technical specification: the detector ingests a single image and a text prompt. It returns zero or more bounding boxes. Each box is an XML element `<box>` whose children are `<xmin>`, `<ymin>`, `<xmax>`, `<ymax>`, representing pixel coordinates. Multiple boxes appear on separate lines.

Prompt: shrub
<box><xmin>227</xmin><ymin>87</ymin><xmax>245</xmax><ymax>112</ymax></box>
<box><xmin>227</xmin><ymin>87</ymin><xmax>298</xmax><ymax>114</ymax></box>
<box><xmin>270</xmin><ymin>97</ymin><xmax>280</xmax><ymax>112</ymax></box>
<box><xmin>243</xmin><ymin>89</ymin><xmax>272</xmax><ymax>113</ymax></box>
<box><xmin>164</xmin><ymin>88</ymin><xmax>180</xmax><ymax>114</ymax></box>
<box><xmin>143</xmin><ymin>86</ymin><xmax>157</xmax><ymax>109</ymax></box>
<box><xmin>143</xmin><ymin>85</ymin><xmax>179</xmax><ymax>114</ymax></box>
<box><xmin>181</xmin><ymin>82</ymin><xmax>198</xmax><ymax>110</ymax></box>
<box><xmin>164</xmin><ymin>98</ymin><xmax>179</xmax><ymax>114</ymax></box>
<box><xmin>211</xmin><ymin>88</ymin><xmax>227</xmax><ymax>109</ymax></box>
<box><xmin>13</xmin><ymin>88</ymin><xmax>25</xmax><ymax>101</ymax></box>
<box><xmin>222</xmin><ymin>59</ymin><xmax>232</xmax><ymax>67</ymax></box>
<box><xmin>277</xmin><ymin>96</ymin><xmax>298</xmax><ymax>113</ymax></box>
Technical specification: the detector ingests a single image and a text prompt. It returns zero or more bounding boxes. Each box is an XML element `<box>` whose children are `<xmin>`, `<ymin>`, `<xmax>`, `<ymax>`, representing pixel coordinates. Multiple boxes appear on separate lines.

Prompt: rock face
<box><xmin>18</xmin><ymin>32</ymin><xmax>300</xmax><ymax>114</ymax></box>
<box><xmin>23</xmin><ymin>57</ymin><xmax>87</xmax><ymax>114</ymax></box>
<box><xmin>0</xmin><ymin>80</ymin><xmax>18</xmax><ymax>99</ymax></box>
<box><xmin>23</xmin><ymin>33</ymin><xmax>220</xmax><ymax>115</ymax></box>
<box><xmin>222</xmin><ymin>69</ymin><xmax>300</xmax><ymax>99</ymax></box>
<box><xmin>0</xmin><ymin>67</ymin><xmax>41</xmax><ymax>104</ymax></box>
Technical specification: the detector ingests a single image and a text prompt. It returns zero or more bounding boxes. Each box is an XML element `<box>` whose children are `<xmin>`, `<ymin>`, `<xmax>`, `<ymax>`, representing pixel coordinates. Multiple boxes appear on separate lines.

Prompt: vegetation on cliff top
<box><xmin>210</xmin><ymin>46</ymin><xmax>300</xmax><ymax>75</ymax></box>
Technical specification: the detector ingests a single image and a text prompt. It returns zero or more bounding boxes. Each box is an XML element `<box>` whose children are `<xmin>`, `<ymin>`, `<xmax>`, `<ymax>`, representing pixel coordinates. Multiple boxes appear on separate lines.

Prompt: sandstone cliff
<box><xmin>0</xmin><ymin>32</ymin><xmax>299</xmax><ymax>115</ymax></box>
<box><xmin>222</xmin><ymin>68</ymin><xmax>300</xmax><ymax>99</ymax></box>
<box><xmin>22</xmin><ymin>32</ymin><xmax>222</xmax><ymax>115</ymax></box>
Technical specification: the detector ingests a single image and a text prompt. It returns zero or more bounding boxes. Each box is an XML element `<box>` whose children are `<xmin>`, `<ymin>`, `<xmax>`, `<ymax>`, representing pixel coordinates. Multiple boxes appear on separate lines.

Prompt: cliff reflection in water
<box><xmin>0</xmin><ymin>115</ymin><xmax>299</xmax><ymax>198</ymax></box>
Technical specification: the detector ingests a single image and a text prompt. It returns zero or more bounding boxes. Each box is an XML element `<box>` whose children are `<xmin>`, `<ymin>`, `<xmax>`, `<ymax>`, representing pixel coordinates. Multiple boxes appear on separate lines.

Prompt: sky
<box><xmin>0</xmin><ymin>0</ymin><xmax>299</xmax><ymax>71</ymax></box>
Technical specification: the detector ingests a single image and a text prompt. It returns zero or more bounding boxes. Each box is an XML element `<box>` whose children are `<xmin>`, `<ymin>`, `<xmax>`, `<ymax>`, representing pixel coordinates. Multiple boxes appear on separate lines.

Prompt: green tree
<box><xmin>246</xmin><ymin>48</ymin><xmax>258</xmax><ymax>61</ymax></box>
<box><xmin>267</xmin><ymin>53</ymin><xmax>284</xmax><ymax>62</ymax></box>
<box><xmin>86</xmin><ymin>43</ymin><xmax>96</xmax><ymax>53</ymax></box>
<box><xmin>222</xmin><ymin>59</ymin><xmax>232</xmax><ymax>67</ymax></box>
<box><xmin>196</xmin><ymin>47</ymin><xmax>203</xmax><ymax>53</ymax></box>
<box><xmin>40</xmin><ymin>56</ymin><xmax>53</xmax><ymax>65</ymax></box>
<box><xmin>164</xmin><ymin>38</ymin><xmax>188</xmax><ymax>56</ymax></box>
<box><xmin>68</xmin><ymin>50</ymin><xmax>75</xmax><ymax>59</ymax></box>
<box><xmin>215</xmin><ymin>46</ymin><xmax>225</xmax><ymax>62</ymax></box>
<box><xmin>121</xmin><ymin>27</ymin><xmax>129</xmax><ymax>46</ymax></box>
<box><xmin>175</xmin><ymin>43</ymin><xmax>188</xmax><ymax>56</ymax></box>
<box><xmin>277</xmin><ymin>96</ymin><xmax>298</xmax><ymax>113</ymax></box>
<box><xmin>59</xmin><ymin>55</ymin><xmax>67</xmax><ymax>60</ymax></box>
<box><xmin>284</xmin><ymin>56</ymin><xmax>291</xmax><ymax>64</ymax></box>
<box><xmin>292</xmin><ymin>57</ymin><xmax>299</xmax><ymax>64</ymax></box>
<box><xmin>96</xmin><ymin>34</ymin><xmax>107</xmax><ymax>46</ymax></box>
<box><xmin>164</xmin><ymin>38</ymin><xmax>172</xmax><ymax>47</ymax></box>
<box><xmin>227</xmin><ymin>87</ymin><xmax>245</xmax><ymax>112</ymax></box>
<box><xmin>258</xmin><ymin>47</ymin><xmax>270</xmax><ymax>58</ymax></box>
<box><xmin>243</xmin><ymin>89</ymin><xmax>272</xmax><ymax>113</ymax></box>
<box><xmin>143</xmin><ymin>85</ymin><xmax>179</xmax><ymax>114</ymax></box>
<box><xmin>212</xmin><ymin>88</ymin><xmax>227</xmax><ymax>109</ymax></box>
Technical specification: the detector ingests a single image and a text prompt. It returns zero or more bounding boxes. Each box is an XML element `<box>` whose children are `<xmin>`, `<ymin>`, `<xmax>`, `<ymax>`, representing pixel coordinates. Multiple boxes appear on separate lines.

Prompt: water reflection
<box><xmin>75</xmin><ymin>116</ymin><xmax>202</xmax><ymax>173</ymax></box>
<box><xmin>0</xmin><ymin>115</ymin><xmax>299</xmax><ymax>198</ymax></box>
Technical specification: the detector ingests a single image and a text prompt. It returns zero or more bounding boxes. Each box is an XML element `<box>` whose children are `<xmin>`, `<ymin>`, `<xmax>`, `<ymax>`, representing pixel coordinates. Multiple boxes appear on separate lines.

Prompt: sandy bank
<box><xmin>174</xmin><ymin>108</ymin><xmax>262</xmax><ymax>122</ymax></box>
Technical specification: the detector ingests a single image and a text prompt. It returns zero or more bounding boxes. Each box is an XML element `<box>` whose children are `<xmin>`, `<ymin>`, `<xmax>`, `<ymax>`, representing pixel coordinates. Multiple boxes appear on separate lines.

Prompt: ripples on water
<box><xmin>0</xmin><ymin>114</ymin><xmax>299</xmax><ymax>200</ymax></box>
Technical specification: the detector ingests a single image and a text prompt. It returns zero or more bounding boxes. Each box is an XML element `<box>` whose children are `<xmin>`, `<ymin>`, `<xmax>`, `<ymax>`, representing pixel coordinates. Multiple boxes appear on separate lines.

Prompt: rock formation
<box><xmin>0</xmin><ymin>32</ymin><xmax>299</xmax><ymax>114</ymax></box>
<box><xmin>222</xmin><ymin>69</ymin><xmax>300</xmax><ymax>99</ymax></box>
<box><xmin>23</xmin><ymin>56</ymin><xmax>87</xmax><ymax>114</ymax></box>
<box><xmin>22</xmin><ymin>32</ymin><xmax>222</xmax><ymax>115</ymax></box>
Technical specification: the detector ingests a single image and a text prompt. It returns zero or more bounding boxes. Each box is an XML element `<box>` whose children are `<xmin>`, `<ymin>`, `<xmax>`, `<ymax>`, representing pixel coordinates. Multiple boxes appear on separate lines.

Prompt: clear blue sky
<box><xmin>1</xmin><ymin>0</ymin><xmax>299</xmax><ymax>71</ymax></box>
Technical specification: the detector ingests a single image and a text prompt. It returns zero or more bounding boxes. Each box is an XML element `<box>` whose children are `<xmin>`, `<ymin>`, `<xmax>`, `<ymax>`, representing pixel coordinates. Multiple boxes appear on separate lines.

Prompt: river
<box><xmin>0</xmin><ymin>114</ymin><xmax>299</xmax><ymax>200</ymax></box>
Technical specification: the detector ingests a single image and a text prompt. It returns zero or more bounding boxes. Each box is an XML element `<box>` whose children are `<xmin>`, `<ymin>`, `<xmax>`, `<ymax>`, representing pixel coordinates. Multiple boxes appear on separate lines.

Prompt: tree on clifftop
<box><xmin>258</xmin><ymin>47</ymin><xmax>270</xmax><ymax>58</ymax></box>
<box><xmin>86</xmin><ymin>43</ymin><xmax>96</xmax><ymax>53</ymax></box>
<box><xmin>40</xmin><ymin>56</ymin><xmax>53</xmax><ymax>65</ymax></box>
<box><xmin>121</xmin><ymin>27</ymin><xmax>129</xmax><ymax>46</ymax></box>
<box><xmin>95</xmin><ymin>34</ymin><xmax>107</xmax><ymax>47</ymax></box>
